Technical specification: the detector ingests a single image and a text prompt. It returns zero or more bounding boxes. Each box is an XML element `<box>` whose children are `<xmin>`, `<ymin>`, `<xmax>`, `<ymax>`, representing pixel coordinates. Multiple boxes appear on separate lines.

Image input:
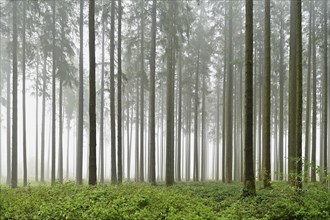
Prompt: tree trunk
<box><xmin>193</xmin><ymin>50</ymin><xmax>200</xmax><ymax>182</ymax></box>
<box><xmin>177</xmin><ymin>47</ymin><xmax>182</xmax><ymax>182</ymax></box>
<box><xmin>110</xmin><ymin>0</ymin><xmax>117</xmax><ymax>184</ymax></box>
<box><xmin>295</xmin><ymin>0</ymin><xmax>302</xmax><ymax>192</ymax></box>
<box><xmin>22</xmin><ymin>0</ymin><xmax>27</xmax><ymax>187</ymax></box>
<box><xmin>166</xmin><ymin>1</ymin><xmax>175</xmax><ymax>186</ymax></box>
<box><xmin>11</xmin><ymin>0</ymin><xmax>18</xmax><ymax>188</ymax></box>
<box><xmin>66</xmin><ymin>119</ymin><xmax>70</xmax><ymax>179</ymax></box>
<box><xmin>88</xmin><ymin>0</ymin><xmax>97</xmax><ymax>185</ymax></box>
<box><xmin>41</xmin><ymin>54</ymin><xmax>47</xmax><ymax>183</ymax></box>
<box><xmin>76</xmin><ymin>0</ymin><xmax>84</xmax><ymax>185</ymax></box>
<box><xmin>117</xmin><ymin>0</ymin><xmax>123</xmax><ymax>184</ymax></box>
<box><xmin>149</xmin><ymin>0</ymin><xmax>157</xmax><ymax>185</ymax></box>
<box><xmin>135</xmin><ymin>78</ymin><xmax>140</xmax><ymax>181</ymax></box>
<box><xmin>322</xmin><ymin>0</ymin><xmax>328</xmax><ymax>180</ymax></box>
<box><xmin>304</xmin><ymin>2</ymin><xmax>312</xmax><ymax>182</ymax></box>
<box><xmin>6</xmin><ymin>39</ymin><xmax>11</xmax><ymax>186</ymax></box>
<box><xmin>35</xmin><ymin>54</ymin><xmax>40</xmax><ymax>182</ymax></box>
<box><xmin>51</xmin><ymin>0</ymin><xmax>56</xmax><ymax>186</ymax></box>
<box><xmin>243</xmin><ymin>0</ymin><xmax>256</xmax><ymax>196</ymax></box>
<box><xmin>225</xmin><ymin>2</ymin><xmax>233</xmax><ymax>183</ymax></box>
<box><xmin>99</xmin><ymin>8</ymin><xmax>105</xmax><ymax>184</ymax></box>
<box><xmin>288</xmin><ymin>0</ymin><xmax>297</xmax><ymax>185</ymax></box>
<box><xmin>311</xmin><ymin>5</ymin><xmax>317</xmax><ymax>182</ymax></box>
<box><xmin>139</xmin><ymin>0</ymin><xmax>145</xmax><ymax>182</ymax></box>
<box><xmin>262</xmin><ymin>0</ymin><xmax>271</xmax><ymax>188</ymax></box>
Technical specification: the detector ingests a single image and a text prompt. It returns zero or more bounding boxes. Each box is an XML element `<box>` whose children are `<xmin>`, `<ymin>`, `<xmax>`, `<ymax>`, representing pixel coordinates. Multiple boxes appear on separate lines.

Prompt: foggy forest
<box><xmin>1</xmin><ymin>0</ymin><xmax>330</xmax><ymax>219</ymax></box>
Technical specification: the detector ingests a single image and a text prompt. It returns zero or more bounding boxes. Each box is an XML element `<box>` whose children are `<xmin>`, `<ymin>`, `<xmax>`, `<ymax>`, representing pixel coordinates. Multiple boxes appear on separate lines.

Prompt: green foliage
<box><xmin>1</xmin><ymin>181</ymin><xmax>330</xmax><ymax>219</ymax></box>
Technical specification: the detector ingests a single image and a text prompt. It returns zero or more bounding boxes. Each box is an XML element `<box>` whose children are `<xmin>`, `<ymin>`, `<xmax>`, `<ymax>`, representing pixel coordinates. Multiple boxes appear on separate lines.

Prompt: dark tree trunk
<box><xmin>117</xmin><ymin>0</ymin><xmax>123</xmax><ymax>184</ymax></box>
<box><xmin>243</xmin><ymin>0</ymin><xmax>256</xmax><ymax>196</ymax></box>
<box><xmin>35</xmin><ymin>54</ymin><xmax>40</xmax><ymax>182</ymax></box>
<box><xmin>288</xmin><ymin>0</ymin><xmax>297</xmax><ymax>185</ymax></box>
<box><xmin>295</xmin><ymin>0</ymin><xmax>302</xmax><ymax>192</ymax></box>
<box><xmin>76</xmin><ymin>0</ymin><xmax>84</xmax><ymax>185</ymax></box>
<box><xmin>262</xmin><ymin>0</ymin><xmax>271</xmax><ymax>188</ymax></box>
<box><xmin>149</xmin><ymin>0</ymin><xmax>157</xmax><ymax>185</ymax></box>
<box><xmin>41</xmin><ymin>54</ymin><xmax>47</xmax><ymax>183</ymax></box>
<box><xmin>88</xmin><ymin>0</ymin><xmax>97</xmax><ymax>186</ymax></box>
<box><xmin>110</xmin><ymin>0</ymin><xmax>117</xmax><ymax>184</ymax></box>
<box><xmin>177</xmin><ymin>47</ymin><xmax>182</xmax><ymax>182</ymax></box>
<box><xmin>51</xmin><ymin>1</ymin><xmax>56</xmax><ymax>186</ymax></box>
<box><xmin>22</xmin><ymin>0</ymin><xmax>27</xmax><ymax>187</ymax></box>
<box><xmin>193</xmin><ymin>50</ymin><xmax>200</xmax><ymax>182</ymax></box>
<box><xmin>11</xmin><ymin>0</ymin><xmax>18</xmax><ymax>188</ymax></box>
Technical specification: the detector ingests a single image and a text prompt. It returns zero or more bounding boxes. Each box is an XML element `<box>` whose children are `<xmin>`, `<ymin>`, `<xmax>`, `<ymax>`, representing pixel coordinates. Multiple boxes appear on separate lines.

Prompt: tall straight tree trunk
<box><xmin>295</xmin><ymin>0</ymin><xmax>302</xmax><ymax>192</ymax></box>
<box><xmin>243</xmin><ymin>0</ymin><xmax>256</xmax><ymax>196</ymax></box>
<box><xmin>66</xmin><ymin>119</ymin><xmax>70</xmax><ymax>179</ymax></box>
<box><xmin>262</xmin><ymin>0</ymin><xmax>271</xmax><ymax>188</ymax></box>
<box><xmin>288</xmin><ymin>0</ymin><xmax>298</xmax><ymax>185</ymax></box>
<box><xmin>110</xmin><ymin>0</ymin><xmax>117</xmax><ymax>184</ymax></box>
<box><xmin>126</xmin><ymin>97</ymin><xmax>130</xmax><ymax>180</ymax></box>
<box><xmin>222</xmin><ymin>62</ymin><xmax>226</xmax><ymax>182</ymax></box>
<box><xmin>76</xmin><ymin>0</ymin><xmax>84</xmax><ymax>185</ymax></box>
<box><xmin>177</xmin><ymin>47</ymin><xmax>182</xmax><ymax>182</ymax></box>
<box><xmin>88</xmin><ymin>0</ymin><xmax>97</xmax><ymax>186</ymax></box>
<box><xmin>58</xmin><ymin>78</ymin><xmax>63</xmax><ymax>183</ymax></box>
<box><xmin>41</xmin><ymin>54</ymin><xmax>47</xmax><ymax>183</ymax></box>
<box><xmin>51</xmin><ymin>1</ymin><xmax>56</xmax><ymax>186</ymax></box>
<box><xmin>35</xmin><ymin>54</ymin><xmax>40</xmax><ymax>182</ymax></box>
<box><xmin>22</xmin><ymin>0</ymin><xmax>27</xmax><ymax>187</ymax></box>
<box><xmin>149</xmin><ymin>0</ymin><xmax>157</xmax><ymax>185</ymax></box>
<box><xmin>165</xmin><ymin>0</ymin><xmax>175</xmax><ymax>186</ymax></box>
<box><xmin>215</xmin><ymin>71</ymin><xmax>220</xmax><ymax>181</ymax></box>
<box><xmin>117</xmin><ymin>0</ymin><xmax>123</xmax><ymax>184</ymax></box>
<box><xmin>279</xmin><ymin>6</ymin><xmax>285</xmax><ymax>181</ymax></box>
<box><xmin>311</xmin><ymin>5</ymin><xmax>317</xmax><ymax>182</ymax></box>
<box><xmin>6</xmin><ymin>43</ymin><xmax>11</xmax><ymax>186</ymax></box>
<box><xmin>11</xmin><ymin>0</ymin><xmax>18</xmax><ymax>188</ymax></box>
<box><xmin>186</xmin><ymin>92</ymin><xmax>191</xmax><ymax>181</ymax></box>
<box><xmin>225</xmin><ymin>2</ymin><xmax>233</xmax><ymax>183</ymax></box>
<box><xmin>99</xmin><ymin>8</ymin><xmax>105</xmax><ymax>184</ymax></box>
<box><xmin>304</xmin><ymin>2</ymin><xmax>312</xmax><ymax>182</ymax></box>
<box><xmin>201</xmin><ymin>68</ymin><xmax>206</xmax><ymax>182</ymax></box>
<box><xmin>139</xmin><ymin>0</ymin><xmax>145</xmax><ymax>182</ymax></box>
<box><xmin>193</xmin><ymin>50</ymin><xmax>200</xmax><ymax>182</ymax></box>
<box><xmin>135</xmin><ymin>79</ymin><xmax>140</xmax><ymax>181</ymax></box>
<box><xmin>322</xmin><ymin>0</ymin><xmax>328</xmax><ymax>180</ymax></box>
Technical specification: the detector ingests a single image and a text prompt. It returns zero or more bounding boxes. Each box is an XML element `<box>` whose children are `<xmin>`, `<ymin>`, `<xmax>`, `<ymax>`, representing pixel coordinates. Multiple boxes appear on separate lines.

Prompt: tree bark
<box><xmin>11</xmin><ymin>0</ymin><xmax>18</xmax><ymax>188</ymax></box>
<box><xmin>149</xmin><ymin>0</ymin><xmax>157</xmax><ymax>185</ymax></box>
<box><xmin>243</xmin><ymin>0</ymin><xmax>256</xmax><ymax>196</ymax></box>
<box><xmin>88</xmin><ymin>0</ymin><xmax>97</xmax><ymax>185</ymax></box>
<box><xmin>22</xmin><ymin>0</ymin><xmax>27</xmax><ymax>187</ymax></box>
<box><xmin>262</xmin><ymin>0</ymin><xmax>271</xmax><ymax>188</ymax></box>
<box><xmin>51</xmin><ymin>0</ymin><xmax>56</xmax><ymax>186</ymax></box>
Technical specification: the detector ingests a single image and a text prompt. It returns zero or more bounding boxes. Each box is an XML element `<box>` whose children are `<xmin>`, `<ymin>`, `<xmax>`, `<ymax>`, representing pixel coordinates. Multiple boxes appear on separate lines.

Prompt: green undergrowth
<box><xmin>1</xmin><ymin>181</ymin><xmax>330</xmax><ymax>219</ymax></box>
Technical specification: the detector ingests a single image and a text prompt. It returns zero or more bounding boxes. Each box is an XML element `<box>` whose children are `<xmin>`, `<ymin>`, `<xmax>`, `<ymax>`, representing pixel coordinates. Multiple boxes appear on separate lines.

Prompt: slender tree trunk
<box><xmin>135</xmin><ymin>79</ymin><xmax>140</xmax><ymax>181</ymax></box>
<box><xmin>127</xmin><ymin>97</ymin><xmax>130</xmax><ymax>180</ymax></box>
<box><xmin>11</xmin><ymin>0</ymin><xmax>18</xmax><ymax>188</ymax></box>
<box><xmin>66</xmin><ymin>119</ymin><xmax>70</xmax><ymax>179</ymax></box>
<box><xmin>288</xmin><ymin>0</ymin><xmax>297</xmax><ymax>185</ymax></box>
<box><xmin>225</xmin><ymin>3</ymin><xmax>233</xmax><ymax>183</ymax></box>
<box><xmin>58</xmin><ymin>78</ymin><xmax>63</xmax><ymax>183</ymax></box>
<box><xmin>41</xmin><ymin>54</ymin><xmax>47</xmax><ymax>183</ymax></box>
<box><xmin>177</xmin><ymin>47</ymin><xmax>182</xmax><ymax>182</ymax></box>
<box><xmin>6</xmin><ymin>42</ymin><xmax>11</xmax><ymax>186</ymax></box>
<box><xmin>110</xmin><ymin>0</ymin><xmax>117</xmax><ymax>184</ymax></box>
<box><xmin>99</xmin><ymin>9</ymin><xmax>105</xmax><ymax>184</ymax></box>
<box><xmin>117</xmin><ymin>0</ymin><xmax>123</xmax><ymax>184</ymax></box>
<box><xmin>322</xmin><ymin>0</ymin><xmax>328</xmax><ymax>180</ymax></box>
<box><xmin>304</xmin><ymin>2</ymin><xmax>312</xmax><ymax>182</ymax></box>
<box><xmin>77</xmin><ymin>0</ymin><xmax>84</xmax><ymax>185</ymax></box>
<box><xmin>215</xmin><ymin>71</ymin><xmax>220</xmax><ymax>181</ymax></box>
<box><xmin>35</xmin><ymin>54</ymin><xmax>40</xmax><ymax>182</ymax></box>
<box><xmin>201</xmin><ymin>67</ymin><xmax>206</xmax><ymax>182</ymax></box>
<box><xmin>295</xmin><ymin>0</ymin><xmax>302</xmax><ymax>192</ymax></box>
<box><xmin>149</xmin><ymin>0</ymin><xmax>157</xmax><ymax>185</ymax></box>
<box><xmin>262</xmin><ymin>0</ymin><xmax>271</xmax><ymax>188</ymax></box>
<box><xmin>186</xmin><ymin>92</ymin><xmax>191</xmax><ymax>181</ymax></box>
<box><xmin>311</xmin><ymin>4</ymin><xmax>317</xmax><ymax>182</ymax></box>
<box><xmin>279</xmin><ymin>6</ymin><xmax>285</xmax><ymax>181</ymax></box>
<box><xmin>166</xmin><ymin>0</ymin><xmax>175</xmax><ymax>186</ymax></box>
<box><xmin>193</xmin><ymin>50</ymin><xmax>200</xmax><ymax>182</ymax></box>
<box><xmin>139</xmin><ymin>0</ymin><xmax>145</xmax><ymax>182</ymax></box>
<box><xmin>22</xmin><ymin>0</ymin><xmax>27</xmax><ymax>187</ymax></box>
<box><xmin>51</xmin><ymin>0</ymin><xmax>56</xmax><ymax>186</ymax></box>
<box><xmin>243</xmin><ymin>0</ymin><xmax>256</xmax><ymax>196</ymax></box>
<box><xmin>88</xmin><ymin>0</ymin><xmax>97</xmax><ymax>186</ymax></box>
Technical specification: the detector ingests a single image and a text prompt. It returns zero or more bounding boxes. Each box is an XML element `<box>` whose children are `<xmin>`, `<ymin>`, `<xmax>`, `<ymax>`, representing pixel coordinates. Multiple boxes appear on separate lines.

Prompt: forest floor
<box><xmin>1</xmin><ymin>180</ymin><xmax>330</xmax><ymax>219</ymax></box>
